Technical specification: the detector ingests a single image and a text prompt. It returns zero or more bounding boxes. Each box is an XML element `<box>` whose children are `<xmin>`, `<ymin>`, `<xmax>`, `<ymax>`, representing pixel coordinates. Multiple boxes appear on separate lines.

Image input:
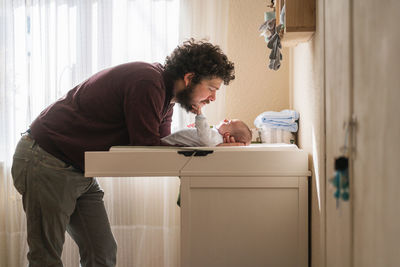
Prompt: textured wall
<box><xmin>291</xmin><ymin>0</ymin><xmax>325</xmax><ymax>266</ymax></box>
<box><xmin>225</xmin><ymin>0</ymin><xmax>290</xmax><ymax>128</ymax></box>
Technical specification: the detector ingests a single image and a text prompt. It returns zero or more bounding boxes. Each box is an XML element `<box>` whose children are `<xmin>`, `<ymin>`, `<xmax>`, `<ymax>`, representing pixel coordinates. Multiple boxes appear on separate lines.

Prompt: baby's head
<box><xmin>217</xmin><ymin>119</ymin><xmax>252</xmax><ymax>145</ymax></box>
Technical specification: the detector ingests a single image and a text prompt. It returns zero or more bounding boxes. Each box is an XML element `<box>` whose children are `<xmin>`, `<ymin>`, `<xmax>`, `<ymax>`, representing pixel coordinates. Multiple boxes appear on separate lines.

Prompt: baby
<box><xmin>162</xmin><ymin>108</ymin><xmax>252</xmax><ymax>147</ymax></box>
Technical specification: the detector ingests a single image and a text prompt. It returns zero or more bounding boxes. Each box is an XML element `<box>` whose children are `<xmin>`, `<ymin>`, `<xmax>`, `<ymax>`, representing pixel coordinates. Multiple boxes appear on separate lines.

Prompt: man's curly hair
<box><xmin>164</xmin><ymin>39</ymin><xmax>235</xmax><ymax>85</ymax></box>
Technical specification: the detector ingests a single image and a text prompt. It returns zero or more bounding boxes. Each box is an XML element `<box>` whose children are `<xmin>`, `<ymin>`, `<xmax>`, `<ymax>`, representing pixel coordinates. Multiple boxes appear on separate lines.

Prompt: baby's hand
<box><xmin>222</xmin><ymin>132</ymin><xmax>235</xmax><ymax>143</ymax></box>
<box><xmin>191</xmin><ymin>104</ymin><xmax>202</xmax><ymax>115</ymax></box>
<box><xmin>219</xmin><ymin>133</ymin><xmax>246</xmax><ymax>146</ymax></box>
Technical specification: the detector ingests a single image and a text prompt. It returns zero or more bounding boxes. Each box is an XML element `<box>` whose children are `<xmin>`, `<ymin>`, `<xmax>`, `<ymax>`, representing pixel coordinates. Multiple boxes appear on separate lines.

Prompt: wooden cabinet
<box><xmin>276</xmin><ymin>0</ymin><xmax>316</xmax><ymax>46</ymax></box>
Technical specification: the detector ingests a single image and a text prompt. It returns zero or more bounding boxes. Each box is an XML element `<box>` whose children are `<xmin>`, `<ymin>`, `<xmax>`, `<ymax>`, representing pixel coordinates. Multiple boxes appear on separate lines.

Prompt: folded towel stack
<box><xmin>254</xmin><ymin>109</ymin><xmax>299</xmax><ymax>132</ymax></box>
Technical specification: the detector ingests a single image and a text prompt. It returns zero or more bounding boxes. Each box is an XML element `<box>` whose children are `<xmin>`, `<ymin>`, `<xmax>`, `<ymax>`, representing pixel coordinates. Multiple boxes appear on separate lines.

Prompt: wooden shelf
<box><xmin>276</xmin><ymin>0</ymin><xmax>316</xmax><ymax>46</ymax></box>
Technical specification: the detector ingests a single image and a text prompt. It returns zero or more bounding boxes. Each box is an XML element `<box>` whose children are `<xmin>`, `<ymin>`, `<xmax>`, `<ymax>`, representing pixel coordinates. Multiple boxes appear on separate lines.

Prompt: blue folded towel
<box><xmin>254</xmin><ymin>109</ymin><xmax>299</xmax><ymax>132</ymax></box>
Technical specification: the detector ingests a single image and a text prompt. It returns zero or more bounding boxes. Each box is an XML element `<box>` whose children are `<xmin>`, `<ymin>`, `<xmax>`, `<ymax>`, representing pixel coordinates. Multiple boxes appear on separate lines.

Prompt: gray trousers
<box><xmin>11</xmin><ymin>134</ymin><xmax>117</xmax><ymax>267</ymax></box>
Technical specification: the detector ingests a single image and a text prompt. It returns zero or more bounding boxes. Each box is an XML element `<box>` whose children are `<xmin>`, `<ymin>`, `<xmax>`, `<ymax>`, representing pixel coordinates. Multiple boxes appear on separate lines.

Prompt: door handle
<box><xmin>193</xmin><ymin>150</ymin><xmax>213</xmax><ymax>156</ymax></box>
<box><xmin>177</xmin><ymin>150</ymin><xmax>214</xmax><ymax>157</ymax></box>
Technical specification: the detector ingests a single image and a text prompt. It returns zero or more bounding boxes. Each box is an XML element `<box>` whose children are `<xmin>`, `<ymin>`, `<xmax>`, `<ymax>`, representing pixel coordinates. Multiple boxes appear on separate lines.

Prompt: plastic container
<box><xmin>258</xmin><ymin>127</ymin><xmax>295</xmax><ymax>144</ymax></box>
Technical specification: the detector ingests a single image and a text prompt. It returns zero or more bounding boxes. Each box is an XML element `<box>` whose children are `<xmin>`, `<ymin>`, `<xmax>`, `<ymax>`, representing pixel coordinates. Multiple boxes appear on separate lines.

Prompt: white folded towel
<box><xmin>254</xmin><ymin>109</ymin><xmax>299</xmax><ymax>132</ymax></box>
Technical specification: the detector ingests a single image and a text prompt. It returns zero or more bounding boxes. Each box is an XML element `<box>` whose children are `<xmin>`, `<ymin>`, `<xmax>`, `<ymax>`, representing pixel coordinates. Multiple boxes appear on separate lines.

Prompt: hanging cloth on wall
<box><xmin>267</xmin><ymin>24</ymin><xmax>283</xmax><ymax>70</ymax></box>
<box><xmin>259</xmin><ymin>11</ymin><xmax>284</xmax><ymax>71</ymax></box>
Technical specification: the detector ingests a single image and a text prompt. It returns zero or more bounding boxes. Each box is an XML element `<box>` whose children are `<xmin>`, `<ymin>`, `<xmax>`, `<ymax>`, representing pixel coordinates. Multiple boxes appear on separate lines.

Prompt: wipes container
<box><xmin>258</xmin><ymin>127</ymin><xmax>295</xmax><ymax>144</ymax></box>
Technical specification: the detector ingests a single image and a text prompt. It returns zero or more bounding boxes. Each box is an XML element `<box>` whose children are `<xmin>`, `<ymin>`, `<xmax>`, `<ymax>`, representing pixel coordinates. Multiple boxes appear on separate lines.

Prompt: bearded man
<box><xmin>11</xmin><ymin>39</ymin><xmax>235</xmax><ymax>267</ymax></box>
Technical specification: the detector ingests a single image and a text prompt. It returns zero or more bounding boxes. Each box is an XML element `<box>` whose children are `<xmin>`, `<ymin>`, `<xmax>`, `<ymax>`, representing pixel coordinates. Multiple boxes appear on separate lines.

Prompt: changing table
<box><xmin>85</xmin><ymin>144</ymin><xmax>310</xmax><ymax>267</ymax></box>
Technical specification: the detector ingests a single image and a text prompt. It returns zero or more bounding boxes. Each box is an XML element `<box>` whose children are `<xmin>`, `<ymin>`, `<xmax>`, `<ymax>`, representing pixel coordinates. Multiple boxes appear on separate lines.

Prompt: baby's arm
<box><xmin>194</xmin><ymin>106</ymin><xmax>221</xmax><ymax>147</ymax></box>
<box><xmin>195</xmin><ymin>114</ymin><xmax>214</xmax><ymax>145</ymax></box>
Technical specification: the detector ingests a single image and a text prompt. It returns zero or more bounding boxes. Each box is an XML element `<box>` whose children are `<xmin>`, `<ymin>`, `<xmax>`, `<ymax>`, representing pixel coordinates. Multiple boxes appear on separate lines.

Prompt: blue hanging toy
<box><xmin>330</xmin><ymin>119</ymin><xmax>352</xmax><ymax>208</ymax></box>
<box><xmin>330</xmin><ymin>156</ymin><xmax>349</xmax><ymax>208</ymax></box>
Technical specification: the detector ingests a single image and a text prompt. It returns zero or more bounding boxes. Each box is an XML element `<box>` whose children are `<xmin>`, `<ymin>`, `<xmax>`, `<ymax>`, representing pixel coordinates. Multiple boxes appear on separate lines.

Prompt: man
<box><xmin>11</xmin><ymin>39</ymin><xmax>235</xmax><ymax>267</ymax></box>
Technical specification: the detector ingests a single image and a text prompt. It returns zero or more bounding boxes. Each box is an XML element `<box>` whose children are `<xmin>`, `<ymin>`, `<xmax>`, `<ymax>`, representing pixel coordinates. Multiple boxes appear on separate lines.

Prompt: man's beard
<box><xmin>175</xmin><ymin>83</ymin><xmax>196</xmax><ymax>112</ymax></box>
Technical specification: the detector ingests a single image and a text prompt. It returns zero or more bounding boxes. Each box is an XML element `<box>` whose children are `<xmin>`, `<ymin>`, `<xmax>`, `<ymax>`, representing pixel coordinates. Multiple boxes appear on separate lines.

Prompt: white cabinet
<box><xmin>181</xmin><ymin>176</ymin><xmax>308</xmax><ymax>267</ymax></box>
<box><xmin>85</xmin><ymin>144</ymin><xmax>310</xmax><ymax>267</ymax></box>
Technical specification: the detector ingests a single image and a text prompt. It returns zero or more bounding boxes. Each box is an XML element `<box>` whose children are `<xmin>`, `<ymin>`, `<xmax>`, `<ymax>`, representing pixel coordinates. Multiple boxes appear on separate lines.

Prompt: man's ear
<box><xmin>183</xmin><ymin>73</ymin><xmax>194</xmax><ymax>86</ymax></box>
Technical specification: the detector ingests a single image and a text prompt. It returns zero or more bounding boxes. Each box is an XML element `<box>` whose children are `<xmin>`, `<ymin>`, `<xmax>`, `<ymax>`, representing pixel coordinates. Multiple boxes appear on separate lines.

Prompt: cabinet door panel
<box><xmin>352</xmin><ymin>1</ymin><xmax>400</xmax><ymax>266</ymax></box>
<box><xmin>181</xmin><ymin>176</ymin><xmax>308</xmax><ymax>267</ymax></box>
<box><xmin>325</xmin><ymin>0</ymin><xmax>352</xmax><ymax>266</ymax></box>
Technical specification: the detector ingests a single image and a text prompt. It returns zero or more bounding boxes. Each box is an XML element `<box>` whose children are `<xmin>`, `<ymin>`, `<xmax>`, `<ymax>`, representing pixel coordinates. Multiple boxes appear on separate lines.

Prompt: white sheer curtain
<box><xmin>172</xmin><ymin>0</ymin><xmax>230</xmax><ymax>131</ymax></box>
<box><xmin>0</xmin><ymin>0</ymin><xmax>229</xmax><ymax>266</ymax></box>
<box><xmin>1</xmin><ymin>1</ymin><xmax>180</xmax><ymax>266</ymax></box>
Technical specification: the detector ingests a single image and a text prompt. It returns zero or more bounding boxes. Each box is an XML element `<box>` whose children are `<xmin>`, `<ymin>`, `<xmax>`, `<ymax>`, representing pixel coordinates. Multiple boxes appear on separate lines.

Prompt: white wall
<box><xmin>226</xmin><ymin>0</ymin><xmax>290</xmax><ymax>128</ymax></box>
<box><xmin>291</xmin><ymin>0</ymin><xmax>325</xmax><ymax>266</ymax></box>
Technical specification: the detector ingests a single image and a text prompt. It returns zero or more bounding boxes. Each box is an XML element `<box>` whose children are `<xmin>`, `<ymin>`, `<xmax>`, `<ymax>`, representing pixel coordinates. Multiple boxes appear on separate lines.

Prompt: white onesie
<box><xmin>161</xmin><ymin>114</ymin><xmax>223</xmax><ymax>147</ymax></box>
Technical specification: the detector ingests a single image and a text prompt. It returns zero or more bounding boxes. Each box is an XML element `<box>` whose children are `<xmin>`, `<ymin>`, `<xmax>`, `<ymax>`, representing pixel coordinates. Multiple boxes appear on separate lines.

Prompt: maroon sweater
<box><xmin>30</xmin><ymin>62</ymin><xmax>175</xmax><ymax>172</ymax></box>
